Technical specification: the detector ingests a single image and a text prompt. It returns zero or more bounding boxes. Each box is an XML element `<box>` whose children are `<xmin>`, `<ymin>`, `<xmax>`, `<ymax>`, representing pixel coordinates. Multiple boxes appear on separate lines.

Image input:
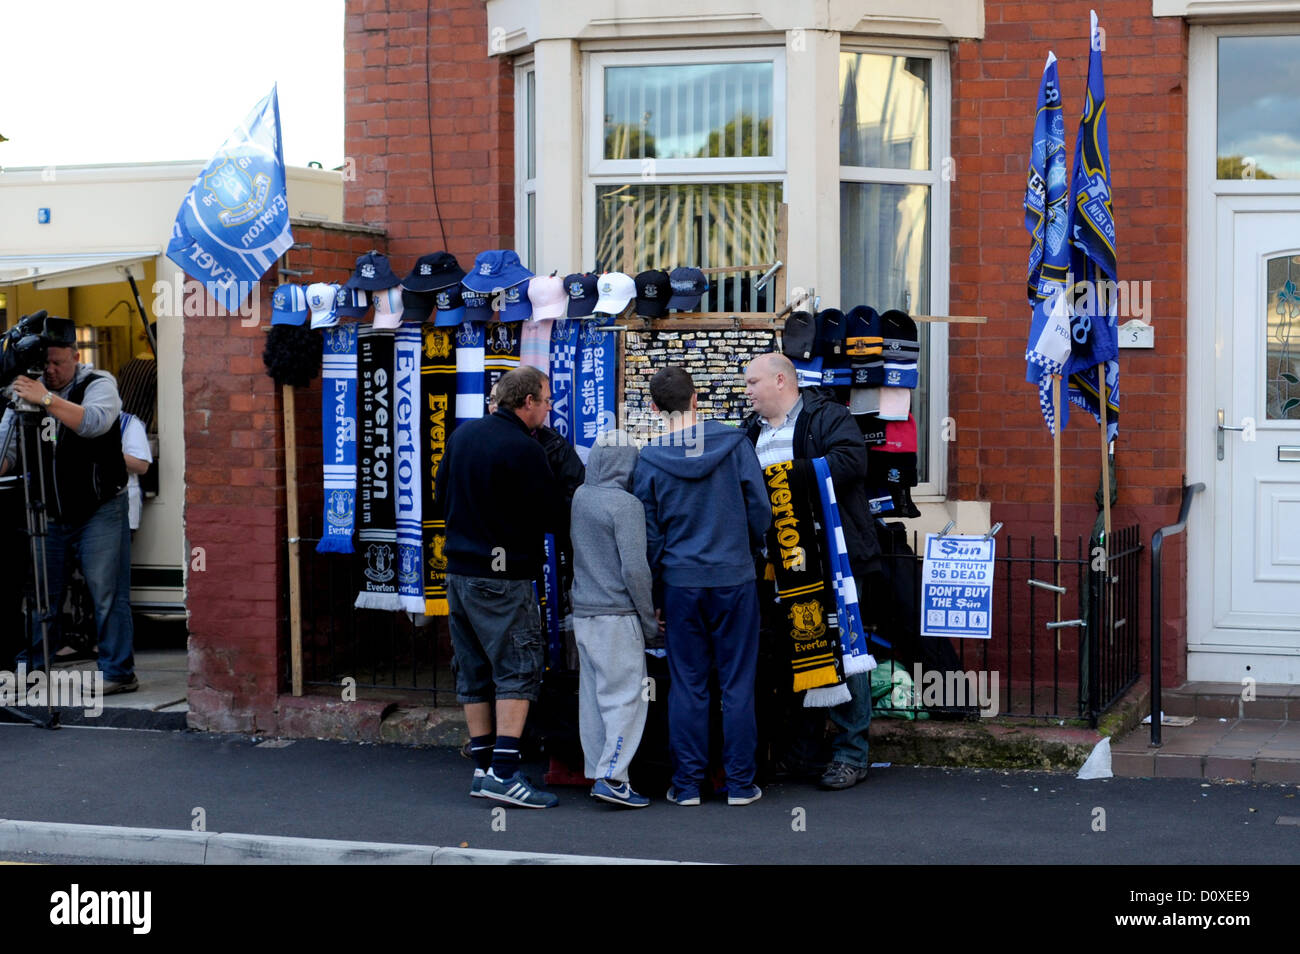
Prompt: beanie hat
<box><xmin>880</xmin><ymin>309</ymin><xmax>920</xmax><ymax>389</ymax></box>
<box><xmin>782</xmin><ymin>310</ymin><xmax>816</xmax><ymax>362</ymax></box>
<box><xmin>846</xmin><ymin>305</ymin><xmax>884</xmax><ymax>386</ymax></box>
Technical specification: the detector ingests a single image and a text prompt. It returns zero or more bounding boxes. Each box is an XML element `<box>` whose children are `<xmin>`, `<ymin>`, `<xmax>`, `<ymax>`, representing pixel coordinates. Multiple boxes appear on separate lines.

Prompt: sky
<box><xmin>0</xmin><ymin>0</ymin><xmax>345</xmax><ymax>171</ymax></box>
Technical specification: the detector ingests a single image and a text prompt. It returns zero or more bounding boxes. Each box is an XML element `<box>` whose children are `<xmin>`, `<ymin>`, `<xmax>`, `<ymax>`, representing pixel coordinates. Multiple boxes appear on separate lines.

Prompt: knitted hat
<box><xmin>877</xmin><ymin>386</ymin><xmax>911</xmax><ymax>421</ymax></box>
<box><xmin>846</xmin><ymin>305</ymin><xmax>884</xmax><ymax>386</ymax></box>
<box><xmin>867</xmin><ymin>415</ymin><xmax>918</xmax><ymax>488</ymax></box>
<box><xmin>880</xmin><ymin>309</ymin><xmax>920</xmax><ymax>389</ymax></box>
<box><xmin>782</xmin><ymin>310</ymin><xmax>816</xmax><ymax>362</ymax></box>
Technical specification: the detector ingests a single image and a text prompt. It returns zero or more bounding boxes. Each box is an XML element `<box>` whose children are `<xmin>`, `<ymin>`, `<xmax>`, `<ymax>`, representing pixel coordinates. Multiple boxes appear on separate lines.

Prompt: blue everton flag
<box><xmin>1064</xmin><ymin>11</ymin><xmax>1120</xmax><ymax>443</ymax></box>
<box><xmin>166</xmin><ymin>85</ymin><xmax>294</xmax><ymax>313</ymax></box>
<box><xmin>1023</xmin><ymin>52</ymin><xmax>1073</xmax><ymax>435</ymax></box>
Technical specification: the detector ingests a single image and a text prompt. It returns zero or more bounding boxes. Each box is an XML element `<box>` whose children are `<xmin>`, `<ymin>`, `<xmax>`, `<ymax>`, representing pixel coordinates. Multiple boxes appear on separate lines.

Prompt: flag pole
<box><xmin>1097</xmin><ymin>363</ymin><xmax>1111</xmax><ymax>544</ymax></box>
<box><xmin>1053</xmin><ymin>374</ymin><xmax>1062</xmax><ymax>650</ymax></box>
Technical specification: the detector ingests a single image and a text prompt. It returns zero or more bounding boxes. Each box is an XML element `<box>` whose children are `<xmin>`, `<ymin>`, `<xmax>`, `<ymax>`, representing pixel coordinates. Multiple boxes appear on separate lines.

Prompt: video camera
<box><xmin>0</xmin><ymin>310</ymin><xmax>77</xmax><ymax>391</ymax></box>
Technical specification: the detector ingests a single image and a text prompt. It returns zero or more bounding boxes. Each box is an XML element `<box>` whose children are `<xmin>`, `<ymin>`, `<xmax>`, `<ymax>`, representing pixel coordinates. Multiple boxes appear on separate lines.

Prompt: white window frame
<box><xmin>838</xmin><ymin>41</ymin><xmax>951</xmax><ymax>498</ymax></box>
<box><xmin>514</xmin><ymin>57</ymin><xmax>536</xmax><ymax>271</ymax></box>
<box><xmin>582</xmin><ymin>45</ymin><xmax>787</xmax><ymax>274</ymax></box>
<box><xmin>585</xmin><ymin>47</ymin><xmax>787</xmax><ymax>179</ymax></box>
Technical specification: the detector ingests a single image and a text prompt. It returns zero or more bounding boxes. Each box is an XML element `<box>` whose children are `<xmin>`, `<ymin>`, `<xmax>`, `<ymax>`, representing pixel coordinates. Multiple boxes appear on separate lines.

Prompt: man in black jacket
<box><xmin>743</xmin><ymin>352</ymin><xmax>882</xmax><ymax>790</ymax></box>
<box><xmin>434</xmin><ymin>365</ymin><xmax>564</xmax><ymax>808</ymax></box>
<box><xmin>1</xmin><ymin>327</ymin><xmax>136</xmax><ymax>694</ymax></box>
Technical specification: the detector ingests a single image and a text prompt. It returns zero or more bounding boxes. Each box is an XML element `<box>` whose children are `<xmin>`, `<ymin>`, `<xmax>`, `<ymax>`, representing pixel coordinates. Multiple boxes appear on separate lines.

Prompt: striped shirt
<box><xmin>755</xmin><ymin>395</ymin><xmax>803</xmax><ymax>469</ymax></box>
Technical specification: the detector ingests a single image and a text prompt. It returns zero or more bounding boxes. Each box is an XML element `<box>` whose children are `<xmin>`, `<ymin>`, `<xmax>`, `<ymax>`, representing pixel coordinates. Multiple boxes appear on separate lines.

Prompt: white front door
<box><xmin>1195</xmin><ymin>200</ymin><xmax>1300</xmax><ymax>681</ymax></box>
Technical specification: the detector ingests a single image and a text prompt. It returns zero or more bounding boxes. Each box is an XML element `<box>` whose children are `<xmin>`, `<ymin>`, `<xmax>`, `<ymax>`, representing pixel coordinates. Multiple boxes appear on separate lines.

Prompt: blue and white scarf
<box><xmin>574</xmin><ymin>320</ymin><xmax>616</xmax><ymax>464</ymax></box>
<box><xmin>813</xmin><ymin>456</ymin><xmax>876</xmax><ymax>677</ymax></box>
<box><xmin>394</xmin><ymin>326</ymin><xmax>424</xmax><ymax>614</ymax></box>
<box><xmin>317</xmin><ymin>323</ymin><xmax>357</xmax><ymax>554</ymax></box>
<box><xmin>549</xmin><ymin>319</ymin><xmax>578</xmax><ymax>439</ymax></box>
<box><xmin>455</xmin><ymin>322</ymin><xmax>485</xmax><ymax>426</ymax></box>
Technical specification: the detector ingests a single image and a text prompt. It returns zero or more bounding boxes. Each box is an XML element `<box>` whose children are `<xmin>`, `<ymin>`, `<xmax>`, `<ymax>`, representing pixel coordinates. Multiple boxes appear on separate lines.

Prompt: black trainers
<box><xmin>480</xmin><ymin>770</ymin><xmax>558</xmax><ymax>809</ymax></box>
<box><xmin>102</xmin><ymin>674</ymin><xmax>139</xmax><ymax>696</ymax></box>
<box><xmin>819</xmin><ymin>761</ymin><xmax>869</xmax><ymax>790</ymax></box>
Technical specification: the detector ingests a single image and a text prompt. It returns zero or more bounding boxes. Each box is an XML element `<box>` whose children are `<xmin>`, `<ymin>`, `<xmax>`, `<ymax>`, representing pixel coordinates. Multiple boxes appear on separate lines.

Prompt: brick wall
<box><xmin>345</xmin><ymin>0</ymin><xmax>514</xmax><ymax>267</ymax></box>
<box><xmin>185</xmin><ymin>222</ymin><xmax>386</xmax><ymax>733</ymax></box>
<box><xmin>951</xmin><ymin>0</ymin><xmax>1189</xmax><ymax>685</ymax></box>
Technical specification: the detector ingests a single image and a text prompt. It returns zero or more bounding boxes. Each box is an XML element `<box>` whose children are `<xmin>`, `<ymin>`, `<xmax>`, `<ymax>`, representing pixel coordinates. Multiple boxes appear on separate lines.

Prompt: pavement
<box><xmin>1</xmin><ymin>721</ymin><xmax>1298</xmax><ymax>865</ymax></box>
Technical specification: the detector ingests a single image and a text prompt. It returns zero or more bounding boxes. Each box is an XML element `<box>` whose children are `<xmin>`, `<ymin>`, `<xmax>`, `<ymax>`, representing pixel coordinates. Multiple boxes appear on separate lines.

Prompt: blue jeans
<box><xmin>21</xmin><ymin>492</ymin><xmax>134</xmax><ymax>681</ymax></box>
<box><xmin>663</xmin><ymin>582</ymin><xmax>760</xmax><ymax>796</ymax></box>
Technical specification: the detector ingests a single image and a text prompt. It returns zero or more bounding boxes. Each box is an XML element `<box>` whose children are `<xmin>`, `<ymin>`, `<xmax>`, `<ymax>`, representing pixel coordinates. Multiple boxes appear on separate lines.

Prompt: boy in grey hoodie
<box><xmin>570</xmin><ymin>429</ymin><xmax>659</xmax><ymax>808</ymax></box>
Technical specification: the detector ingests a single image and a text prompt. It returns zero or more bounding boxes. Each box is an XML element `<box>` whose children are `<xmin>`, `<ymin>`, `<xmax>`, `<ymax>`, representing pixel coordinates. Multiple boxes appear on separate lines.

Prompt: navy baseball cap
<box><xmin>433</xmin><ymin>283</ymin><xmax>466</xmax><ymax>327</ymax></box>
<box><xmin>667</xmin><ymin>266</ymin><xmax>708</xmax><ymax>311</ymax></box>
<box><xmin>402</xmin><ymin>288</ymin><xmax>435</xmax><ymax>323</ymax></box>
<box><xmin>634</xmin><ymin>269</ymin><xmax>672</xmax><ymax>318</ymax></box>
<box><xmin>333</xmin><ymin>285</ymin><xmax>369</xmax><ymax>320</ymax></box>
<box><xmin>344</xmin><ymin>250</ymin><xmax>400</xmax><ymax>291</ymax></box>
<box><xmin>461</xmin><ymin>285</ymin><xmax>493</xmax><ymax>323</ymax></box>
<box><xmin>563</xmin><ymin>272</ymin><xmax>599</xmax><ymax>318</ymax></box>
<box><xmin>498</xmin><ymin>281</ymin><xmax>533</xmax><ymax>323</ymax></box>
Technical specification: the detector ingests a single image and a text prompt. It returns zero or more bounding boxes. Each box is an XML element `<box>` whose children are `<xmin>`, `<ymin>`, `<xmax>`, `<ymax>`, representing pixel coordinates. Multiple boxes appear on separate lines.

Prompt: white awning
<box><xmin>0</xmin><ymin>249</ymin><xmax>158</xmax><ymax>290</ymax></box>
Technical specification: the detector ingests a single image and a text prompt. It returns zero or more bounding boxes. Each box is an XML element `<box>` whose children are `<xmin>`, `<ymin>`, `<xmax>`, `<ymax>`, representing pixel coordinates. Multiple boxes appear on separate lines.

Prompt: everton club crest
<box><xmin>789</xmin><ymin>600</ymin><xmax>827</xmax><ymax>640</ymax></box>
<box><xmin>364</xmin><ymin>543</ymin><xmax>396</xmax><ymax>583</ymax></box>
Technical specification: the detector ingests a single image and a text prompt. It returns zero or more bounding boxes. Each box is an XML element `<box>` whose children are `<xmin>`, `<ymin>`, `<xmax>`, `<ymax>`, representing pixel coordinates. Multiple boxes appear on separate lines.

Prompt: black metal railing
<box><xmin>874</xmin><ymin>525</ymin><xmax>1143</xmax><ymax>725</ymax></box>
<box><xmin>1149</xmin><ymin>483</ymin><xmax>1204</xmax><ymax>746</ymax></box>
<box><xmin>297</xmin><ymin>536</ymin><xmax>455</xmax><ymax>704</ymax></box>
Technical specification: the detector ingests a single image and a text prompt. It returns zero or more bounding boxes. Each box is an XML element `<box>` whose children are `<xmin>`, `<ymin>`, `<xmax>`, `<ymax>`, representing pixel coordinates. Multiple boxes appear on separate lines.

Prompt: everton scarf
<box><xmin>541</xmin><ymin>533</ymin><xmax>562</xmax><ymax>669</ymax></box>
<box><xmin>520</xmin><ymin>319</ymin><xmax>552</xmax><ymax>375</ymax></box>
<box><xmin>455</xmin><ymin>322</ymin><xmax>485</xmax><ymax>426</ymax></box>
<box><xmin>354</xmin><ymin>326</ymin><xmax>401</xmax><ymax>610</ymax></box>
<box><xmin>812</xmin><ymin>456</ymin><xmax>876</xmax><ymax>677</ymax></box>
<box><xmin>483</xmin><ymin>322</ymin><xmax>521</xmax><ymax>401</ymax></box>
<box><xmin>549</xmin><ymin>319</ymin><xmax>578</xmax><ymax>438</ymax></box>
<box><xmin>763</xmin><ymin>459</ymin><xmax>850</xmax><ymax>707</ymax></box>
<box><xmin>574</xmin><ymin>320</ymin><xmax>616</xmax><ymax>464</ymax></box>
<box><xmin>421</xmin><ymin>325</ymin><xmax>456</xmax><ymax>616</ymax></box>
<box><xmin>317</xmin><ymin>323</ymin><xmax>357</xmax><ymax>554</ymax></box>
<box><xmin>393</xmin><ymin>326</ymin><xmax>424</xmax><ymax>615</ymax></box>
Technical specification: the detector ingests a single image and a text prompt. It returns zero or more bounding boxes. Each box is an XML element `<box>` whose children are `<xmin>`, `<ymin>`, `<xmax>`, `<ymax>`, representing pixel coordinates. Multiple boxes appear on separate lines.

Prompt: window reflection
<box><xmin>1218</xmin><ymin>36</ymin><xmax>1300</xmax><ymax>180</ymax></box>
<box><xmin>603</xmin><ymin>63</ymin><xmax>775</xmax><ymax>160</ymax></box>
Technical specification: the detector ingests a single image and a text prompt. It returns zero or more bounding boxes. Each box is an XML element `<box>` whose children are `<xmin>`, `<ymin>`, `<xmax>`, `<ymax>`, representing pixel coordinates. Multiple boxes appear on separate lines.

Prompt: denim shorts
<box><xmin>447</xmin><ymin>573</ymin><xmax>544</xmax><ymax>703</ymax></box>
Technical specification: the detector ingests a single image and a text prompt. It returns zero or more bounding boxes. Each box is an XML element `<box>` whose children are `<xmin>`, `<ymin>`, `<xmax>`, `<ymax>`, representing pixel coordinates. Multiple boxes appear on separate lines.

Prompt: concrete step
<box><xmin>1111</xmin><ymin>716</ymin><xmax>1300</xmax><ymax>782</ymax></box>
<box><xmin>1159</xmin><ymin>681</ymin><xmax>1300</xmax><ymax>721</ymax></box>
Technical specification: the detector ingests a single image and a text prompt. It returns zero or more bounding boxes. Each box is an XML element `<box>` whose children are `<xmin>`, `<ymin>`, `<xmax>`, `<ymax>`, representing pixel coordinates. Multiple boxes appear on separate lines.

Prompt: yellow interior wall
<box><xmin>2</xmin><ymin>260</ymin><xmax>156</xmax><ymax>375</ymax></box>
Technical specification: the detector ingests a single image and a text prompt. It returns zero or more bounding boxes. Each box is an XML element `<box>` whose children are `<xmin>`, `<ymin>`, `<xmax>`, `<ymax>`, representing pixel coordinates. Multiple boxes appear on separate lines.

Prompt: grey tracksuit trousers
<box><xmin>574</xmin><ymin>614</ymin><xmax>648</xmax><ymax>783</ymax></box>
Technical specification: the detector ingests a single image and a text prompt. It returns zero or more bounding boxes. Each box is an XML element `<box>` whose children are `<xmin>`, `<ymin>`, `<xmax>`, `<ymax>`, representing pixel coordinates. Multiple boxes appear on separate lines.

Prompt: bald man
<box><xmin>743</xmin><ymin>352</ymin><xmax>883</xmax><ymax>790</ymax></box>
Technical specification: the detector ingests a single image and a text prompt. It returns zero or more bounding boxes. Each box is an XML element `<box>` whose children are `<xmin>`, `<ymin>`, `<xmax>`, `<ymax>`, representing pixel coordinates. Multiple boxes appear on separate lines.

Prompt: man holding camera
<box><xmin>0</xmin><ymin>317</ymin><xmax>137</xmax><ymax>694</ymax></box>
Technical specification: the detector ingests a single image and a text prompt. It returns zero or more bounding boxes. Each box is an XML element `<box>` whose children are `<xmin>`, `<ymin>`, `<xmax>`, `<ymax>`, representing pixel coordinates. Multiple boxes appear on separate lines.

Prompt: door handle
<box><xmin>1217</xmin><ymin>408</ymin><xmax>1245</xmax><ymax>461</ymax></box>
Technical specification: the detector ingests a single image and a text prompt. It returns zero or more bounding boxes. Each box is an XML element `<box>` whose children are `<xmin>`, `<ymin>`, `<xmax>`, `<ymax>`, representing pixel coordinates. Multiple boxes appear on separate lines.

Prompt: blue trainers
<box><xmin>727</xmin><ymin>784</ymin><xmax>762</xmax><ymax>806</ymax></box>
<box><xmin>666</xmin><ymin>787</ymin><xmax>701</xmax><ymax>806</ymax></box>
<box><xmin>480</xmin><ymin>770</ymin><xmax>558</xmax><ymax>809</ymax></box>
<box><xmin>470</xmin><ymin>768</ymin><xmax>486</xmax><ymax>798</ymax></box>
<box><xmin>591</xmin><ymin>778</ymin><xmax>650</xmax><ymax>808</ymax></box>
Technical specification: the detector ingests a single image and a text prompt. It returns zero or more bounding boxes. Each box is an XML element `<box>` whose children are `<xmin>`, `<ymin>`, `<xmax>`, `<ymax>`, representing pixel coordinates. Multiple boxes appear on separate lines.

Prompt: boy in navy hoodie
<box><xmin>632</xmin><ymin>367</ymin><xmax>771</xmax><ymax>806</ymax></box>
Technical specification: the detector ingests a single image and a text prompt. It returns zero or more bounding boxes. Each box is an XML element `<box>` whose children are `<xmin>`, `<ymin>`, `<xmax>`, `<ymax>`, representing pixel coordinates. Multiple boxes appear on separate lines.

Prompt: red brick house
<box><xmin>183</xmin><ymin>0</ymin><xmax>1300</xmax><ymax>735</ymax></box>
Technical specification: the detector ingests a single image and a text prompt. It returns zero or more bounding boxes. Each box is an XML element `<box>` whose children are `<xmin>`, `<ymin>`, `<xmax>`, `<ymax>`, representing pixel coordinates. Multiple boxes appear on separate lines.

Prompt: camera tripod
<box><xmin>0</xmin><ymin>393</ymin><xmax>60</xmax><ymax>729</ymax></box>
